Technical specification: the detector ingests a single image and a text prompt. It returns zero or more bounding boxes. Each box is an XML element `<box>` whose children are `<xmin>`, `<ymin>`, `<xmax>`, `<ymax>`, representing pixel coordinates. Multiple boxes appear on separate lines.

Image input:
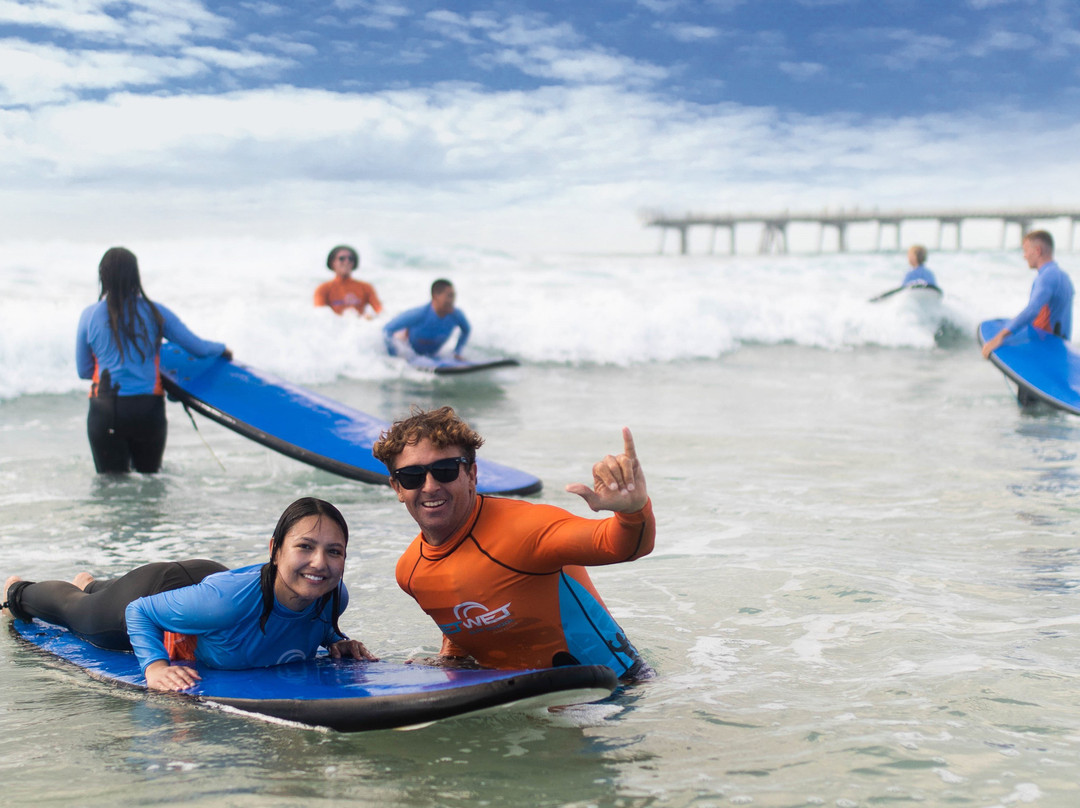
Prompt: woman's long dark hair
<box><xmin>98</xmin><ymin>247</ymin><xmax>165</xmax><ymax>363</ymax></box>
<box><xmin>258</xmin><ymin>497</ymin><xmax>350</xmax><ymax>637</ymax></box>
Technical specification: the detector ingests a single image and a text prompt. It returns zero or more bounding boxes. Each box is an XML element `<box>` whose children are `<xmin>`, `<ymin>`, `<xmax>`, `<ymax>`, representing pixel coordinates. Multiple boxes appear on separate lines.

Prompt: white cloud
<box><xmin>779</xmin><ymin>60</ymin><xmax>825</xmax><ymax>81</ymax></box>
<box><xmin>636</xmin><ymin>0</ymin><xmax>685</xmax><ymax>13</ymax></box>
<box><xmin>246</xmin><ymin>33</ymin><xmax>319</xmax><ymax>58</ymax></box>
<box><xmin>182</xmin><ymin>45</ymin><xmax>292</xmax><ymax>72</ymax></box>
<box><xmin>334</xmin><ymin>0</ymin><xmax>410</xmax><ymax>30</ymax></box>
<box><xmin>967</xmin><ymin>29</ymin><xmax>1037</xmax><ymax>56</ymax></box>
<box><xmin>0</xmin><ymin>38</ymin><xmax>209</xmax><ymax>105</ymax></box>
<box><xmin>490</xmin><ymin>44</ymin><xmax>668</xmax><ymax>85</ymax></box>
<box><xmin>660</xmin><ymin>23</ymin><xmax>723</xmax><ymax>43</ymax></box>
<box><xmin>0</xmin><ymin>0</ymin><xmax>231</xmax><ymax>47</ymax></box>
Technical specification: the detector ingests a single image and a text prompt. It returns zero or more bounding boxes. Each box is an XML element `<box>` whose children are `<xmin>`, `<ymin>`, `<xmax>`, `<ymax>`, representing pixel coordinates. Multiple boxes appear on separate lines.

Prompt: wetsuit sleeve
<box><xmin>75</xmin><ymin>306</ymin><xmax>96</xmax><ymax>380</ymax></box>
<box><xmin>1004</xmin><ymin>273</ymin><xmax>1054</xmax><ymax>335</ymax></box>
<box><xmin>314</xmin><ymin>281</ymin><xmax>331</xmax><ymax>307</ymax></box>
<box><xmin>453</xmin><ymin>311</ymin><xmax>471</xmax><ymax>353</ymax></box>
<box><xmin>157</xmin><ymin>303</ymin><xmax>227</xmax><ymax>358</ymax></box>
<box><xmin>382</xmin><ymin>305</ymin><xmax>425</xmax><ymax>339</ymax></box>
<box><xmin>500</xmin><ymin>499</ymin><xmax>656</xmax><ymax>572</ymax></box>
<box><xmin>124</xmin><ymin>580</ymin><xmax>246</xmax><ymax>671</ymax></box>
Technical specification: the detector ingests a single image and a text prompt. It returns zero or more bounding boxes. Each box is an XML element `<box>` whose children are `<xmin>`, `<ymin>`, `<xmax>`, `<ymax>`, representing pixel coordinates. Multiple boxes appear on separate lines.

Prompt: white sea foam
<box><xmin>1</xmin><ymin>237</ymin><xmax>1052</xmax><ymax>399</ymax></box>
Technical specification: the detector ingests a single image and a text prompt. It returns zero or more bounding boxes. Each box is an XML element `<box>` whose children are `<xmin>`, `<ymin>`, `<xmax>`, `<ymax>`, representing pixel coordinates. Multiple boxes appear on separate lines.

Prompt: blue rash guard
<box><xmin>1004</xmin><ymin>260</ymin><xmax>1075</xmax><ymax>339</ymax></box>
<box><xmin>76</xmin><ymin>298</ymin><xmax>226</xmax><ymax>396</ymax></box>
<box><xmin>124</xmin><ymin>564</ymin><xmax>348</xmax><ymax>672</ymax></box>
<box><xmin>902</xmin><ymin>266</ymin><xmax>938</xmax><ymax>287</ymax></box>
<box><xmin>382</xmin><ymin>303</ymin><xmax>470</xmax><ymax>357</ymax></box>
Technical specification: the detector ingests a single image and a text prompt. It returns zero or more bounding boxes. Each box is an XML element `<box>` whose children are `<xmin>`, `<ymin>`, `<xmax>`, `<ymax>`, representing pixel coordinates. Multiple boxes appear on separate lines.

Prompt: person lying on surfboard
<box><xmin>902</xmin><ymin>244</ymin><xmax>938</xmax><ymax>288</ymax></box>
<box><xmin>373</xmin><ymin>406</ymin><xmax>655</xmax><ymax>682</ymax></box>
<box><xmin>314</xmin><ymin>244</ymin><xmax>383</xmax><ymax>319</ymax></box>
<box><xmin>2</xmin><ymin>498</ymin><xmax>376</xmax><ymax>692</ymax></box>
<box><xmin>382</xmin><ymin>279</ymin><xmax>471</xmax><ymax>360</ymax></box>
<box><xmin>981</xmin><ymin>230</ymin><xmax>1074</xmax><ymax>359</ymax></box>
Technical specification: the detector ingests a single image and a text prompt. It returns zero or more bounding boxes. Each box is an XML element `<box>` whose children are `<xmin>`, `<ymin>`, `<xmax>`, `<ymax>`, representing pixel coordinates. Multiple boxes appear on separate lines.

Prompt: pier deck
<box><xmin>643</xmin><ymin>207</ymin><xmax>1080</xmax><ymax>255</ymax></box>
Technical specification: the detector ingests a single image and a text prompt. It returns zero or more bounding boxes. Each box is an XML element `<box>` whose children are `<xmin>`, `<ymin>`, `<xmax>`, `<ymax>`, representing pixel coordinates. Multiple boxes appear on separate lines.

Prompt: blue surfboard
<box><xmin>9</xmin><ymin>619</ymin><xmax>618</xmax><ymax>732</ymax></box>
<box><xmin>978</xmin><ymin>318</ymin><xmax>1080</xmax><ymax>415</ymax></box>
<box><xmin>159</xmin><ymin>344</ymin><xmax>542</xmax><ymax>495</ymax></box>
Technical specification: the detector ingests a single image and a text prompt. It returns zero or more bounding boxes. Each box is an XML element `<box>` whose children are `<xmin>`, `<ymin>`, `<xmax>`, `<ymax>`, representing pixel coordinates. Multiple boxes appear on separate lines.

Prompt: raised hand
<box><xmin>565</xmin><ymin>427</ymin><xmax>648</xmax><ymax>513</ymax></box>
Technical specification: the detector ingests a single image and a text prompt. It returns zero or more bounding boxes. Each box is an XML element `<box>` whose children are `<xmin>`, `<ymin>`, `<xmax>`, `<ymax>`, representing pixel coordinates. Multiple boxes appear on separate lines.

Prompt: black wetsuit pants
<box><xmin>6</xmin><ymin>560</ymin><xmax>227</xmax><ymax>651</ymax></box>
<box><xmin>87</xmin><ymin>394</ymin><xmax>167</xmax><ymax>474</ymax></box>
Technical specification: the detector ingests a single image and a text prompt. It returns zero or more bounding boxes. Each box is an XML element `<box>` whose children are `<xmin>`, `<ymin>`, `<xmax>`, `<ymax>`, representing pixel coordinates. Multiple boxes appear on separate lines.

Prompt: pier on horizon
<box><xmin>643</xmin><ymin>206</ymin><xmax>1080</xmax><ymax>256</ymax></box>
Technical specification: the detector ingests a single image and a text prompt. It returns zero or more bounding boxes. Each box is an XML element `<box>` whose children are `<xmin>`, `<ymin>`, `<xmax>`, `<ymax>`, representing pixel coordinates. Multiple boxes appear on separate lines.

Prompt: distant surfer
<box><xmin>77</xmin><ymin>247</ymin><xmax>232</xmax><ymax>474</ymax></box>
<box><xmin>2</xmin><ymin>498</ymin><xmax>376</xmax><ymax>692</ymax></box>
<box><xmin>981</xmin><ymin>230</ymin><xmax>1074</xmax><ymax>360</ymax></box>
<box><xmin>372</xmin><ymin>407</ymin><xmax>655</xmax><ymax>681</ymax></box>
<box><xmin>382</xmin><ymin>279</ymin><xmax>470</xmax><ymax>359</ymax></box>
<box><xmin>902</xmin><ymin>244</ymin><xmax>938</xmax><ymax>288</ymax></box>
<box><xmin>314</xmin><ymin>245</ymin><xmax>383</xmax><ymax>319</ymax></box>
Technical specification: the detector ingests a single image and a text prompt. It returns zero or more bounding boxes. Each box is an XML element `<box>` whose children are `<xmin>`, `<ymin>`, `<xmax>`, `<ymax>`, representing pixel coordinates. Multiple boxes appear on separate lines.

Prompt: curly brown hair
<box><xmin>372</xmin><ymin>406</ymin><xmax>484</xmax><ymax>471</ymax></box>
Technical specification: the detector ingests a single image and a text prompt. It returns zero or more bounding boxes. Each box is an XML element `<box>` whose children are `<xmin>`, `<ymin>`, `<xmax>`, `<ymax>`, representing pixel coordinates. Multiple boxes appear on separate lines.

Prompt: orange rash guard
<box><xmin>395</xmin><ymin>495</ymin><xmax>655</xmax><ymax>677</ymax></box>
<box><xmin>313</xmin><ymin>277</ymin><xmax>383</xmax><ymax>315</ymax></box>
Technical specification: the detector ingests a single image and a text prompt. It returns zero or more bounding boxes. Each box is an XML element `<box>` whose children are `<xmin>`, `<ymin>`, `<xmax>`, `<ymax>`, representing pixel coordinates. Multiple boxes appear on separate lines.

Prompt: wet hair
<box><xmin>431</xmin><ymin>278</ymin><xmax>453</xmax><ymax>296</ymax></box>
<box><xmin>1023</xmin><ymin>230</ymin><xmax>1054</xmax><ymax>255</ymax></box>
<box><xmin>258</xmin><ymin>497</ymin><xmax>349</xmax><ymax>637</ymax></box>
<box><xmin>326</xmin><ymin>245</ymin><xmax>359</xmax><ymax>270</ymax></box>
<box><xmin>98</xmin><ymin>247</ymin><xmax>164</xmax><ymax>363</ymax></box>
<box><xmin>908</xmin><ymin>244</ymin><xmax>927</xmax><ymax>265</ymax></box>
<box><xmin>372</xmin><ymin>405</ymin><xmax>484</xmax><ymax>473</ymax></box>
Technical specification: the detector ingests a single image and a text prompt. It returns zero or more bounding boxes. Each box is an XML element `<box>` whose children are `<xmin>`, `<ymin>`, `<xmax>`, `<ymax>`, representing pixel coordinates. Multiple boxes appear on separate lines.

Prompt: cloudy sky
<box><xmin>3</xmin><ymin>0</ymin><xmax>1080</xmax><ymax>253</ymax></box>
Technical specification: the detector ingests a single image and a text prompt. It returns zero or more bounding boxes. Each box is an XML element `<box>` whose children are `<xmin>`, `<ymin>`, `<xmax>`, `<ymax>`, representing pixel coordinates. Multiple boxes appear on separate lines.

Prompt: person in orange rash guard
<box><xmin>314</xmin><ymin>244</ymin><xmax>382</xmax><ymax>318</ymax></box>
<box><xmin>373</xmin><ymin>406</ymin><xmax>655</xmax><ymax>681</ymax></box>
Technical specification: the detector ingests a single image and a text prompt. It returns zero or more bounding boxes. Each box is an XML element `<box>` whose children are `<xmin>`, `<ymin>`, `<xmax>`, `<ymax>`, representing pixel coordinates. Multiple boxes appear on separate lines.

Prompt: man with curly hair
<box><xmin>373</xmin><ymin>406</ymin><xmax>655</xmax><ymax>680</ymax></box>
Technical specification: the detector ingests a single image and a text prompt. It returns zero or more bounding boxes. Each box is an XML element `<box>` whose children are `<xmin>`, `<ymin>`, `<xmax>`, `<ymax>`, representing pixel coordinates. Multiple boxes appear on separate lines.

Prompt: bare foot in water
<box><xmin>71</xmin><ymin>572</ymin><xmax>95</xmax><ymax>591</ymax></box>
<box><xmin>2</xmin><ymin>575</ymin><xmax>23</xmax><ymax>616</ymax></box>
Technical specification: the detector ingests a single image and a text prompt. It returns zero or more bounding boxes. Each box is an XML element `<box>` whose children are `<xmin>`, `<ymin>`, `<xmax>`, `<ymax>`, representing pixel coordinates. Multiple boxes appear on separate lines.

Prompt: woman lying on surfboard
<box><xmin>2</xmin><ymin>497</ymin><xmax>376</xmax><ymax>691</ymax></box>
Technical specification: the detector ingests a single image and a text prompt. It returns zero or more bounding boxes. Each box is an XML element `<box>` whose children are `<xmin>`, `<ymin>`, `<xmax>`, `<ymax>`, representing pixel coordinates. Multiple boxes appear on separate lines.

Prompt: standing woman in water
<box><xmin>76</xmin><ymin>247</ymin><xmax>232</xmax><ymax>473</ymax></box>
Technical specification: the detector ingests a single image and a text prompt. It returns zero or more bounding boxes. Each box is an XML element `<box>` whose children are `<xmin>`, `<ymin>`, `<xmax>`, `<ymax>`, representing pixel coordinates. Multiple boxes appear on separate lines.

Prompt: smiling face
<box><xmin>270</xmin><ymin>514</ymin><xmax>347</xmax><ymax>611</ymax></box>
<box><xmin>390</xmin><ymin>437</ymin><xmax>478</xmax><ymax>546</ymax></box>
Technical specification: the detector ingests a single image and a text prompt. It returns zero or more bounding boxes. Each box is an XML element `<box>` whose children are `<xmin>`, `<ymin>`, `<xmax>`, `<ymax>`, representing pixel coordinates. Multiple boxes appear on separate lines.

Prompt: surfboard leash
<box><xmin>181</xmin><ymin>401</ymin><xmax>227</xmax><ymax>472</ymax></box>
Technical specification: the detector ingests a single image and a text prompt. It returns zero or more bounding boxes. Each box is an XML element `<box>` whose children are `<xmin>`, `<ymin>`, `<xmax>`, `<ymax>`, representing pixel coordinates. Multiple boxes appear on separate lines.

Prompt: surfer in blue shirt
<box><xmin>2</xmin><ymin>498</ymin><xmax>376</xmax><ymax>692</ymax></box>
<box><xmin>383</xmin><ymin>279</ymin><xmax>470</xmax><ymax>358</ymax></box>
<box><xmin>982</xmin><ymin>230</ymin><xmax>1074</xmax><ymax>359</ymax></box>
<box><xmin>76</xmin><ymin>247</ymin><xmax>232</xmax><ymax>474</ymax></box>
<box><xmin>902</xmin><ymin>245</ymin><xmax>938</xmax><ymax>288</ymax></box>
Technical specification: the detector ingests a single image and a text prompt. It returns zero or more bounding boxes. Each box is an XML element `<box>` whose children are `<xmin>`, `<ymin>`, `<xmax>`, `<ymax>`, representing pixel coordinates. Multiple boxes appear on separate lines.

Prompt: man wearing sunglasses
<box><xmin>372</xmin><ymin>406</ymin><xmax>655</xmax><ymax>681</ymax></box>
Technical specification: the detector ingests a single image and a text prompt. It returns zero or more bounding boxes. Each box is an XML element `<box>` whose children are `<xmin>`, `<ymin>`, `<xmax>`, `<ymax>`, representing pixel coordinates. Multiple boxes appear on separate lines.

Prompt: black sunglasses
<box><xmin>392</xmin><ymin>457</ymin><xmax>471</xmax><ymax>490</ymax></box>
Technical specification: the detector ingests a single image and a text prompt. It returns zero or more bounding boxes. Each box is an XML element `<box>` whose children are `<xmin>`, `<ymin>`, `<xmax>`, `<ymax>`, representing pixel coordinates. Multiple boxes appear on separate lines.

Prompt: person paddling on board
<box><xmin>314</xmin><ymin>244</ymin><xmax>383</xmax><ymax>319</ymax></box>
<box><xmin>902</xmin><ymin>244</ymin><xmax>938</xmax><ymax>288</ymax></box>
<box><xmin>382</xmin><ymin>279</ymin><xmax>470</xmax><ymax>360</ymax></box>
<box><xmin>981</xmin><ymin>230</ymin><xmax>1075</xmax><ymax>359</ymax></box>
<box><xmin>372</xmin><ymin>406</ymin><xmax>656</xmax><ymax>682</ymax></box>
<box><xmin>2</xmin><ymin>498</ymin><xmax>377</xmax><ymax>692</ymax></box>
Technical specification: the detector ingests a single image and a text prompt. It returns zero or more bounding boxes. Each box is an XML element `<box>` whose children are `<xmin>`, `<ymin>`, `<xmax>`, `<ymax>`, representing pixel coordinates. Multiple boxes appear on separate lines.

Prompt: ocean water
<box><xmin>2</xmin><ymin>241</ymin><xmax>1080</xmax><ymax>806</ymax></box>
